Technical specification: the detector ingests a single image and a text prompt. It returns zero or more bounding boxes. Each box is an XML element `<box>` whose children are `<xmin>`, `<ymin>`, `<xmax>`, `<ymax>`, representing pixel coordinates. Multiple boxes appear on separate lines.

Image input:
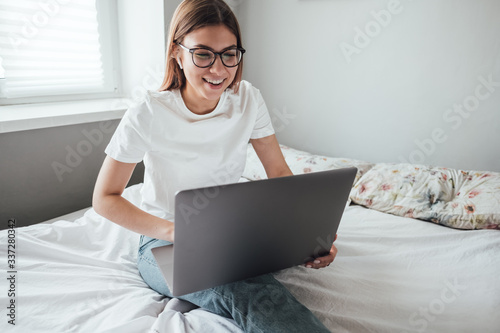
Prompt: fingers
<box><xmin>305</xmin><ymin>242</ymin><xmax>338</xmax><ymax>269</ymax></box>
<box><xmin>305</xmin><ymin>255</ymin><xmax>333</xmax><ymax>269</ymax></box>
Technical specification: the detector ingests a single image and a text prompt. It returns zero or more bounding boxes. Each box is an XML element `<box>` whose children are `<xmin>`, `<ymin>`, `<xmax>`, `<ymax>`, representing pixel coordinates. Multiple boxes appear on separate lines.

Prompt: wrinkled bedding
<box><xmin>1</xmin><ymin>183</ymin><xmax>498</xmax><ymax>333</ymax></box>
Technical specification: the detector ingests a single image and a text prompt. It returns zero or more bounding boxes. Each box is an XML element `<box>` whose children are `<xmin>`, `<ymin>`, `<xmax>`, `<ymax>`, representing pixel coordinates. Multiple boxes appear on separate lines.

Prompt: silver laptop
<box><xmin>152</xmin><ymin>167</ymin><xmax>357</xmax><ymax>297</ymax></box>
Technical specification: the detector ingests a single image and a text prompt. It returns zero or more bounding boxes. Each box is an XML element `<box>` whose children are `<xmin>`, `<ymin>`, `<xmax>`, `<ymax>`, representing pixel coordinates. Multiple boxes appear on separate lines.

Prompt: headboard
<box><xmin>0</xmin><ymin>120</ymin><xmax>144</xmax><ymax>230</ymax></box>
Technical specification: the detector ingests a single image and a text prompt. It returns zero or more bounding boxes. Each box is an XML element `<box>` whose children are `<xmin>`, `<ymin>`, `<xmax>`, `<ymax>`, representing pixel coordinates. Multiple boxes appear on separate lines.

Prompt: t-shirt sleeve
<box><xmin>250</xmin><ymin>91</ymin><xmax>275</xmax><ymax>139</ymax></box>
<box><xmin>104</xmin><ymin>100</ymin><xmax>152</xmax><ymax>163</ymax></box>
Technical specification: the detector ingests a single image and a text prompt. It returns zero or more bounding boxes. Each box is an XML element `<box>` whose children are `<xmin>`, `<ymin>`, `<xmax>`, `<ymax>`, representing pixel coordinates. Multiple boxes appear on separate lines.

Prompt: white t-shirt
<box><xmin>105</xmin><ymin>80</ymin><xmax>275</xmax><ymax>221</ymax></box>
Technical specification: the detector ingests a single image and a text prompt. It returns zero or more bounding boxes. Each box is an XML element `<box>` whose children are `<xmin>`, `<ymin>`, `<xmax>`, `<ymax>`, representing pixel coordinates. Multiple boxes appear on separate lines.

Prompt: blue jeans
<box><xmin>137</xmin><ymin>235</ymin><xmax>330</xmax><ymax>333</ymax></box>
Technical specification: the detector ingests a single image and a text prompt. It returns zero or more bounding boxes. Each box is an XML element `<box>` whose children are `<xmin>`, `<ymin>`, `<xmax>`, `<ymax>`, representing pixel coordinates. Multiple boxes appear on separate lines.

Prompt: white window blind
<box><xmin>0</xmin><ymin>0</ymin><xmax>117</xmax><ymax>100</ymax></box>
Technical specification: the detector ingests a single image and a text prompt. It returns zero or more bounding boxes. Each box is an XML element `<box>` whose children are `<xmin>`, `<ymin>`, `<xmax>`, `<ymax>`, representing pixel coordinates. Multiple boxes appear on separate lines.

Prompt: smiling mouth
<box><xmin>203</xmin><ymin>78</ymin><xmax>225</xmax><ymax>86</ymax></box>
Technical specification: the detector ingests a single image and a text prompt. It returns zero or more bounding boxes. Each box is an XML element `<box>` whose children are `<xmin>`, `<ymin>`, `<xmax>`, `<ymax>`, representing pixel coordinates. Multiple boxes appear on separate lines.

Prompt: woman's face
<box><xmin>176</xmin><ymin>24</ymin><xmax>239</xmax><ymax>114</ymax></box>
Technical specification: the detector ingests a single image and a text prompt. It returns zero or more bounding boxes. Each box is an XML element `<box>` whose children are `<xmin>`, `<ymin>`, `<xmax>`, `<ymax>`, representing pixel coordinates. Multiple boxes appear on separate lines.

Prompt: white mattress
<box><xmin>1</xmin><ymin>183</ymin><xmax>498</xmax><ymax>333</ymax></box>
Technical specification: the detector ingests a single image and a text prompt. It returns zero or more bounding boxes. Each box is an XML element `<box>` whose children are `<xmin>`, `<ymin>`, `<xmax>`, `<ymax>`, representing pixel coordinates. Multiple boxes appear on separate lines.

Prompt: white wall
<box><xmin>236</xmin><ymin>0</ymin><xmax>500</xmax><ymax>172</ymax></box>
<box><xmin>117</xmin><ymin>0</ymin><xmax>166</xmax><ymax>102</ymax></box>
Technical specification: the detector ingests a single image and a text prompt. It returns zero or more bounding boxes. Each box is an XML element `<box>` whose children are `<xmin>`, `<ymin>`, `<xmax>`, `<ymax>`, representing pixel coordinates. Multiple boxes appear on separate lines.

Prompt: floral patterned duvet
<box><xmin>244</xmin><ymin>144</ymin><xmax>500</xmax><ymax>230</ymax></box>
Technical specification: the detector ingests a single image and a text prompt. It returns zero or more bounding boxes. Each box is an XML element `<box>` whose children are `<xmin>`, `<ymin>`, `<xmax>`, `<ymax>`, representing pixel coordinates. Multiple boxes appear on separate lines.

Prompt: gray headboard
<box><xmin>0</xmin><ymin>120</ymin><xmax>144</xmax><ymax>229</ymax></box>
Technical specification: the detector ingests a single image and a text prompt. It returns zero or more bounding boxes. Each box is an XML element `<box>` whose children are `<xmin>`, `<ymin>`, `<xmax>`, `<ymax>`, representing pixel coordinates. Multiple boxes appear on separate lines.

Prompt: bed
<box><xmin>1</xmin><ymin>144</ymin><xmax>499</xmax><ymax>333</ymax></box>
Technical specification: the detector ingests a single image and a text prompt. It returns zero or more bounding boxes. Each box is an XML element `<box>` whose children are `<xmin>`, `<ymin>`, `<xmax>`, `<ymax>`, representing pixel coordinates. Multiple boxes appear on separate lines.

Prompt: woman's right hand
<box><xmin>94</xmin><ymin>156</ymin><xmax>177</xmax><ymax>242</ymax></box>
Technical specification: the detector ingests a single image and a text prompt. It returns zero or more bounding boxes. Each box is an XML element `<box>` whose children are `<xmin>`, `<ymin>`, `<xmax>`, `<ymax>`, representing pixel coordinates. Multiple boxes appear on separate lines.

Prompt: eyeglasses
<box><xmin>177</xmin><ymin>43</ymin><xmax>245</xmax><ymax>68</ymax></box>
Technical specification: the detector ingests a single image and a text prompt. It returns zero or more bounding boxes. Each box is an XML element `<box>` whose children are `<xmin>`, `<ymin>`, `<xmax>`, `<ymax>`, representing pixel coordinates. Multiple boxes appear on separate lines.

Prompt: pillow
<box><xmin>243</xmin><ymin>143</ymin><xmax>374</xmax><ymax>184</ymax></box>
<box><xmin>350</xmin><ymin>163</ymin><xmax>500</xmax><ymax>230</ymax></box>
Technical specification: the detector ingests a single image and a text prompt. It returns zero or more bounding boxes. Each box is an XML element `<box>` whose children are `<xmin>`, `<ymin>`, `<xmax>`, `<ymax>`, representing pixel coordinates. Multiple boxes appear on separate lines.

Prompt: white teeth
<box><xmin>205</xmin><ymin>78</ymin><xmax>224</xmax><ymax>85</ymax></box>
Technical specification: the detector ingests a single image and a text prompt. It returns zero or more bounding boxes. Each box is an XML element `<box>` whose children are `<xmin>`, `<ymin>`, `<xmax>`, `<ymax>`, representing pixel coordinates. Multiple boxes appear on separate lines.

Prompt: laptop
<box><xmin>151</xmin><ymin>167</ymin><xmax>357</xmax><ymax>297</ymax></box>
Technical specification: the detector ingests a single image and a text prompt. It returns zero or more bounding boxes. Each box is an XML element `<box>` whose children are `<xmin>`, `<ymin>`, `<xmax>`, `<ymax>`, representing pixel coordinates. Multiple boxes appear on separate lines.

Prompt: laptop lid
<box><xmin>155</xmin><ymin>167</ymin><xmax>357</xmax><ymax>297</ymax></box>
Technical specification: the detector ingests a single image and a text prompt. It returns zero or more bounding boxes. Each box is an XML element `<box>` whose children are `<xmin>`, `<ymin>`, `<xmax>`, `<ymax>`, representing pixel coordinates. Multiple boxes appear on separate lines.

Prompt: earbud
<box><xmin>177</xmin><ymin>58</ymin><xmax>183</xmax><ymax>70</ymax></box>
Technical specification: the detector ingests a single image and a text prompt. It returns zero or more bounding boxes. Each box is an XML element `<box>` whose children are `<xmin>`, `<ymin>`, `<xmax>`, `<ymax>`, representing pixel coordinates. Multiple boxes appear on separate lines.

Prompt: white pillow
<box><xmin>243</xmin><ymin>143</ymin><xmax>374</xmax><ymax>184</ymax></box>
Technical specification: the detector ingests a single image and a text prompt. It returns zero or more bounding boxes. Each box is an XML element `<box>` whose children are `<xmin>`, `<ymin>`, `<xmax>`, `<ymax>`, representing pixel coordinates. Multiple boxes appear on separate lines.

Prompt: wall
<box><xmin>0</xmin><ymin>1</ymin><xmax>165</xmax><ymax>228</ymax></box>
<box><xmin>0</xmin><ymin>120</ymin><xmax>144</xmax><ymax>229</ymax></box>
<box><xmin>236</xmin><ymin>0</ymin><xmax>500</xmax><ymax>172</ymax></box>
<box><xmin>117</xmin><ymin>0</ymin><xmax>166</xmax><ymax>101</ymax></box>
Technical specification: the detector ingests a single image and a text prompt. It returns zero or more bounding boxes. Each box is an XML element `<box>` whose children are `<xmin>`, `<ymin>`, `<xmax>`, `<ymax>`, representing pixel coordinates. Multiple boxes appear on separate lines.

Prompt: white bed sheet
<box><xmin>277</xmin><ymin>206</ymin><xmax>500</xmax><ymax>332</ymax></box>
<box><xmin>0</xmin><ymin>184</ymin><xmax>242</xmax><ymax>333</ymax></box>
<box><xmin>1</xmin><ymin>183</ymin><xmax>499</xmax><ymax>333</ymax></box>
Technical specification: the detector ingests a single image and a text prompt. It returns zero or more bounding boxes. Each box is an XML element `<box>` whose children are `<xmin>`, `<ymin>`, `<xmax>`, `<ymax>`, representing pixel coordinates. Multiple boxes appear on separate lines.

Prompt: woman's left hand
<box><xmin>305</xmin><ymin>234</ymin><xmax>338</xmax><ymax>269</ymax></box>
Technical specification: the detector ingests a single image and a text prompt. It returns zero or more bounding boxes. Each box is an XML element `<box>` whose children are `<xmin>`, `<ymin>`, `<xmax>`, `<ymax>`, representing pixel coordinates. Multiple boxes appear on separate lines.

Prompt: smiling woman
<box><xmin>159</xmin><ymin>0</ymin><xmax>245</xmax><ymax>115</ymax></box>
<box><xmin>91</xmin><ymin>0</ymin><xmax>335</xmax><ymax>332</ymax></box>
<box><xmin>174</xmin><ymin>25</ymin><xmax>242</xmax><ymax>114</ymax></box>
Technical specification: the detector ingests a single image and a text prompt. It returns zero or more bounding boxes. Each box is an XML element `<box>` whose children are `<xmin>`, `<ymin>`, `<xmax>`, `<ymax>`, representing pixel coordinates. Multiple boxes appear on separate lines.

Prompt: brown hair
<box><xmin>159</xmin><ymin>0</ymin><xmax>244</xmax><ymax>93</ymax></box>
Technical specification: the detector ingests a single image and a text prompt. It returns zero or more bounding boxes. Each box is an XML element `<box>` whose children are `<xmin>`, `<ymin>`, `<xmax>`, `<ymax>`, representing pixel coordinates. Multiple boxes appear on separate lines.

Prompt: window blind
<box><xmin>0</xmin><ymin>0</ymin><xmax>114</xmax><ymax>99</ymax></box>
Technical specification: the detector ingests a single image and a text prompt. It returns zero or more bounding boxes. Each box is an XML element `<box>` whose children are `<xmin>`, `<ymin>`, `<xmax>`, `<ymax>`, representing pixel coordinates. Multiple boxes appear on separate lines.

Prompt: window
<box><xmin>0</xmin><ymin>0</ymin><xmax>120</xmax><ymax>104</ymax></box>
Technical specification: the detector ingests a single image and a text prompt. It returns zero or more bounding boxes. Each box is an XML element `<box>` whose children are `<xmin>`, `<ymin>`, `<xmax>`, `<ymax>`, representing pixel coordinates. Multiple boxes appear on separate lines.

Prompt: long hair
<box><xmin>159</xmin><ymin>0</ymin><xmax>244</xmax><ymax>93</ymax></box>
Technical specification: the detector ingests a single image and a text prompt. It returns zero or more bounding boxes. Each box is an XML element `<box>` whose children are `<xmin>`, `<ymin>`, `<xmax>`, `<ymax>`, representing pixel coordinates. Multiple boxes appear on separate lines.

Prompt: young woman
<box><xmin>93</xmin><ymin>0</ymin><xmax>336</xmax><ymax>332</ymax></box>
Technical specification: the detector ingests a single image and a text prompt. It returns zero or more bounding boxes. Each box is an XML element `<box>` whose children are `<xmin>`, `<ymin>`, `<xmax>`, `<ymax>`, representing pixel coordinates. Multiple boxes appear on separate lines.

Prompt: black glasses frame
<box><xmin>177</xmin><ymin>43</ymin><xmax>246</xmax><ymax>68</ymax></box>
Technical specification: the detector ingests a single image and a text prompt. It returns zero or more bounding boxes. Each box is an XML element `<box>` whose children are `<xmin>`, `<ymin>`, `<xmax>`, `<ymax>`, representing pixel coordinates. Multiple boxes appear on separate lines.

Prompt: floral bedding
<box><xmin>350</xmin><ymin>164</ymin><xmax>500</xmax><ymax>230</ymax></box>
<box><xmin>244</xmin><ymin>143</ymin><xmax>500</xmax><ymax>230</ymax></box>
